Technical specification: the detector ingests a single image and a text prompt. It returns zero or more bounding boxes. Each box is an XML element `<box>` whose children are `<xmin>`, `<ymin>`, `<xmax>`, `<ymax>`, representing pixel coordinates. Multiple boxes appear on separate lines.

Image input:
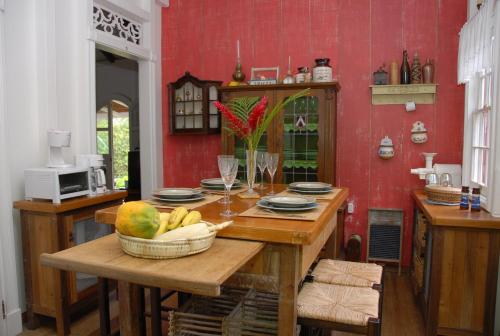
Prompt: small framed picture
<box><xmin>249</xmin><ymin>67</ymin><xmax>280</xmax><ymax>85</ymax></box>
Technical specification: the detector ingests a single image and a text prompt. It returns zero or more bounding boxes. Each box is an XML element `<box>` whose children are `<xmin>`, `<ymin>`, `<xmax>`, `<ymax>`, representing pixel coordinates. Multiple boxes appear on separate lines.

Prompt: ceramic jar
<box><xmin>313</xmin><ymin>58</ymin><xmax>332</xmax><ymax>82</ymax></box>
<box><xmin>378</xmin><ymin>136</ymin><xmax>395</xmax><ymax>159</ymax></box>
<box><xmin>295</xmin><ymin>67</ymin><xmax>311</xmax><ymax>83</ymax></box>
<box><xmin>411</xmin><ymin>121</ymin><xmax>428</xmax><ymax>144</ymax></box>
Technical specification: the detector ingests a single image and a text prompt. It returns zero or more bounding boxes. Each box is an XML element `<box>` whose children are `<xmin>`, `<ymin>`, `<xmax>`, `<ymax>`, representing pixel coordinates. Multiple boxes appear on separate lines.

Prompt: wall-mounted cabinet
<box><xmin>370</xmin><ymin>84</ymin><xmax>437</xmax><ymax>105</ymax></box>
<box><xmin>168</xmin><ymin>72</ymin><xmax>223</xmax><ymax>135</ymax></box>
<box><xmin>220</xmin><ymin>82</ymin><xmax>340</xmax><ymax>185</ymax></box>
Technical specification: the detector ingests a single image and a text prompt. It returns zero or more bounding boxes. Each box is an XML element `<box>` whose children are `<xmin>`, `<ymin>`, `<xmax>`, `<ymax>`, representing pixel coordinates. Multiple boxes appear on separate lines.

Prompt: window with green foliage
<box><xmin>96</xmin><ymin>100</ymin><xmax>130</xmax><ymax>189</ymax></box>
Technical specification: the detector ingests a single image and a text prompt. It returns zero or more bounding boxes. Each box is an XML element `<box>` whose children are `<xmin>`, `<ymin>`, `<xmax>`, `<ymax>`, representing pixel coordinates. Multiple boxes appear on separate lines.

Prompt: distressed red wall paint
<box><xmin>161</xmin><ymin>0</ymin><xmax>466</xmax><ymax>265</ymax></box>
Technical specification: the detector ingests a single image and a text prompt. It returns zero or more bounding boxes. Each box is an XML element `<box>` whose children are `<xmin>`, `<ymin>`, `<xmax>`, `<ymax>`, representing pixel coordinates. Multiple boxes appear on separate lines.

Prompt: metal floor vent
<box><xmin>367</xmin><ymin>208</ymin><xmax>403</xmax><ymax>273</ymax></box>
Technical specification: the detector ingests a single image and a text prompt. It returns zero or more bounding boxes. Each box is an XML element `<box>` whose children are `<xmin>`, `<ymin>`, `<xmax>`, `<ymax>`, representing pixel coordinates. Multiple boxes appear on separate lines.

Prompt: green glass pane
<box><xmin>97</xmin><ymin>131</ymin><xmax>109</xmax><ymax>154</ymax></box>
<box><xmin>281</xmin><ymin>96</ymin><xmax>319</xmax><ymax>183</ymax></box>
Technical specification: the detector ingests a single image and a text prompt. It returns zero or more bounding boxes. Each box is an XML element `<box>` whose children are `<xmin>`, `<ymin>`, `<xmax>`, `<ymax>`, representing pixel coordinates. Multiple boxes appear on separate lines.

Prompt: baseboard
<box><xmin>6</xmin><ymin>308</ymin><xmax>23</xmax><ymax>336</ymax></box>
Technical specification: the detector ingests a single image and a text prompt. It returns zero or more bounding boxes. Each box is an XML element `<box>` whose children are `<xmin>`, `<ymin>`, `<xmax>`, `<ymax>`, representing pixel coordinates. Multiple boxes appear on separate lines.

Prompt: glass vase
<box><xmin>245</xmin><ymin>149</ymin><xmax>258</xmax><ymax>195</ymax></box>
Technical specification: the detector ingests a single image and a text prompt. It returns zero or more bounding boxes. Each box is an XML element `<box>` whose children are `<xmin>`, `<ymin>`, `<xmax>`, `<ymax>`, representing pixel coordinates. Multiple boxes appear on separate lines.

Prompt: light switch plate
<box><xmin>347</xmin><ymin>201</ymin><xmax>354</xmax><ymax>214</ymax></box>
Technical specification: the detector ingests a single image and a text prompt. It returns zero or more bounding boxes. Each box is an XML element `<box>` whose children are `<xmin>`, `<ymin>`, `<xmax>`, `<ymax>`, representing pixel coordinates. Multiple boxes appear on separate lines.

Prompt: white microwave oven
<box><xmin>24</xmin><ymin>167</ymin><xmax>90</xmax><ymax>204</ymax></box>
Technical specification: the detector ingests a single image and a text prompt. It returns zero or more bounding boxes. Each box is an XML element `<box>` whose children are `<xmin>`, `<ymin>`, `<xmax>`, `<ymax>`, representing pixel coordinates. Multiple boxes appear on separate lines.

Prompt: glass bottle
<box><xmin>400</xmin><ymin>50</ymin><xmax>411</xmax><ymax>84</ymax></box>
<box><xmin>459</xmin><ymin>186</ymin><xmax>469</xmax><ymax>210</ymax></box>
<box><xmin>471</xmin><ymin>187</ymin><xmax>481</xmax><ymax>211</ymax></box>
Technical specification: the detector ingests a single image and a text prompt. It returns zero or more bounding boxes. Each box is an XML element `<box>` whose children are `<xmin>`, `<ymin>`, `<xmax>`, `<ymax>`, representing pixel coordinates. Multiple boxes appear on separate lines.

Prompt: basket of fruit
<box><xmin>114</xmin><ymin>202</ymin><xmax>232</xmax><ymax>259</ymax></box>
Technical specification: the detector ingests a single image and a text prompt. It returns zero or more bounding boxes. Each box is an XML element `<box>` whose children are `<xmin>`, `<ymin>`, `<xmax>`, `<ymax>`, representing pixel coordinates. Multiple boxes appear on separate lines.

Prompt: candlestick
<box><xmin>237</xmin><ymin>40</ymin><xmax>240</xmax><ymax>61</ymax></box>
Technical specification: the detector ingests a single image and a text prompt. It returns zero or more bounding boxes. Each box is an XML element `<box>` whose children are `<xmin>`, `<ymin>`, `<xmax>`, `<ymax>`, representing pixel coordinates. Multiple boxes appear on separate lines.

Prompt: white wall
<box><xmin>1</xmin><ymin>0</ymin><xmax>165</xmax><ymax>329</ymax></box>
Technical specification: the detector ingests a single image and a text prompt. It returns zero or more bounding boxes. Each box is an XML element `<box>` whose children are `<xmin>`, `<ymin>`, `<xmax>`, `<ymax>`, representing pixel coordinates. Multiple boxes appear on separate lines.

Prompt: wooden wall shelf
<box><xmin>370</xmin><ymin>84</ymin><xmax>437</xmax><ymax>105</ymax></box>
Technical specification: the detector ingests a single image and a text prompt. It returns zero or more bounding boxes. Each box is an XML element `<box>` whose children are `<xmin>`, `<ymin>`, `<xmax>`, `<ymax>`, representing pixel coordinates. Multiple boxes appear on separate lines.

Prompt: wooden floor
<box><xmin>19</xmin><ymin>269</ymin><xmax>425</xmax><ymax>336</ymax></box>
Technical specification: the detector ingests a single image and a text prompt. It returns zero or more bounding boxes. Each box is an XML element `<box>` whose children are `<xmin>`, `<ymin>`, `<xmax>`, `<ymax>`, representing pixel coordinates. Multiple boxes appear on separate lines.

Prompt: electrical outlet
<box><xmin>347</xmin><ymin>201</ymin><xmax>355</xmax><ymax>214</ymax></box>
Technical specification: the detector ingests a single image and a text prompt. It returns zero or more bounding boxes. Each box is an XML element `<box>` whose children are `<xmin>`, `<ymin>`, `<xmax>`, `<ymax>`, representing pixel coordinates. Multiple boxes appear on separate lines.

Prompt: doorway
<box><xmin>95</xmin><ymin>49</ymin><xmax>141</xmax><ymax>200</ymax></box>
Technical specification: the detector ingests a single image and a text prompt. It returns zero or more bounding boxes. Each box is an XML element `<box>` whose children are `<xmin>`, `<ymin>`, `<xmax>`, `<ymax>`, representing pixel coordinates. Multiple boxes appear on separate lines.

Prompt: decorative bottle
<box><xmin>390</xmin><ymin>60</ymin><xmax>399</xmax><ymax>85</ymax></box>
<box><xmin>459</xmin><ymin>186</ymin><xmax>469</xmax><ymax>210</ymax></box>
<box><xmin>400</xmin><ymin>50</ymin><xmax>411</xmax><ymax>84</ymax></box>
<box><xmin>411</xmin><ymin>52</ymin><xmax>422</xmax><ymax>84</ymax></box>
<box><xmin>422</xmin><ymin>59</ymin><xmax>435</xmax><ymax>84</ymax></box>
<box><xmin>471</xmin><ymin>187</ymin><xmax>481</xmax><ymax>211</ymax></box>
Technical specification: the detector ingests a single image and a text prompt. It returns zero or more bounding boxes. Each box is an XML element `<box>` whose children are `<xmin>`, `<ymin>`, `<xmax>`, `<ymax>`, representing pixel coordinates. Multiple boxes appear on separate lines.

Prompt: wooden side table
<box><xmin>13</xmin><ymin>190</ymin><xmax>127</xmax><ymax>331</ymax></box>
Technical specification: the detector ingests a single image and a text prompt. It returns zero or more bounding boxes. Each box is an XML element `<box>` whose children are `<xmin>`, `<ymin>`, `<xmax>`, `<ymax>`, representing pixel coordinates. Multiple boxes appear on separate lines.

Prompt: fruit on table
<box><xmin>115</xmin><ymin>201</ymin><xmax>160</xmax><ymax>239</ymax></box>
<box><xmin>154</xmin><ymin>221</ymin><xmax>233</xmax><ymax>242</ymax></box>
<box><xmin>168</xmin><ymin>207</ymin><xmax>189</xmax><ymax>230</ymax></box>
<box><xmin>181</xmin><ymin>211</ymin><xmax>202</xmax><ymax>226</ymax></box>
<box><xmin>154</xmin><ymin>212</ymin><xmax>171</xmax><ymax>237</ymax></box>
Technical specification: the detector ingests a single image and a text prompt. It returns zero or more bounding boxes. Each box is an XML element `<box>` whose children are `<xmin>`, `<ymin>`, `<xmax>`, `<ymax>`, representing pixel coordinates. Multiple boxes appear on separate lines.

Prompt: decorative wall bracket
<box><xmin>370</xmin><ymin>84</ymin><xmax>437</xmax><ymax>105</ymax></box>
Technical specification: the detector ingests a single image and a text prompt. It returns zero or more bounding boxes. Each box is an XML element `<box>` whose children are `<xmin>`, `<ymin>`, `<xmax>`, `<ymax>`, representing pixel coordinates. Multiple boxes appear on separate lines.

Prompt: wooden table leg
<box><xmin>118</xmin><ymin>281</ymin><xmax>145</xmax><ymax>336</ymax></box>
<box><xmin>53</xmin><ymin>269</ymin><xmax>70</xmax><ymax>336</ymax></box>
<box><xmin>98</xmin><ymin>278</ymin><xmax>111</xmax><ymax>336</ymax></box>
<box><xmin>150</xmin><ymin>287</ymin><xmax>162</xmax><ymax>336</ymax></box>
<box><xmin>278</xmin><ymin>244</ymin><xmax>300</xmax><ymax>336</ymax></box>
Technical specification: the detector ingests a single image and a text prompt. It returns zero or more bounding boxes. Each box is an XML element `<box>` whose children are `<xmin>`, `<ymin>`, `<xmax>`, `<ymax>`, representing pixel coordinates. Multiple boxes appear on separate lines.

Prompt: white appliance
<box><xmin>24</xmin><ymin>167</ymin><xmax>90</xmax><ymax>203</ymax></box>
<box><xmin>75</xmin><ymin>154</ymin><xmax>107</xmax><ymax>195</ymax></box>
<box><xmin>47</xmin><ymin>130</ymin><xmax>72</xmax><ymax>168</ymax></box>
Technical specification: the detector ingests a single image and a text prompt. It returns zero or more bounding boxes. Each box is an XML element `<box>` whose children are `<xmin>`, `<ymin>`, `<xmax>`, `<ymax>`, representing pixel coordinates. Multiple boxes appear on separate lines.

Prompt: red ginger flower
<box><xmin>214</xmin><ymin>101</ymin><xmax>249</xmax><ymax>138</ymax></box>
<box><xmin>248</xmin><ymin>96</ymin><xmax>268</xmax><ymax>131</ymax></box>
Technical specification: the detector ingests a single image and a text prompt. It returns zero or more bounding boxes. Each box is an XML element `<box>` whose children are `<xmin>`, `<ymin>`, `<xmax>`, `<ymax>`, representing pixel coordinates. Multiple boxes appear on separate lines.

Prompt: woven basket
<box><xmin>424</xmin><ymin>185</ymin><xmax>461</xmax><ymax>203</ymax></box>
<box><xmin>116</xmin><ymin>221</ymin><xmax>229</xmax><ymax>259</ymax></box>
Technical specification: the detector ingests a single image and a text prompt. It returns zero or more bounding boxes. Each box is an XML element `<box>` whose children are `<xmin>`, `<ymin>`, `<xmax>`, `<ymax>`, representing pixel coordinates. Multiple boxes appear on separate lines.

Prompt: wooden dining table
<box><xmin>41</xmin><ymin>185</ymin><xmax>348</xmax><ymax>336</ymax></box>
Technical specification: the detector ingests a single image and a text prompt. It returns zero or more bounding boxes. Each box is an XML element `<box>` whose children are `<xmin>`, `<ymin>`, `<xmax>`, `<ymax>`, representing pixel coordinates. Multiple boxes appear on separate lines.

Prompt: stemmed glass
<box><xmin>256</xmin><ymin>151</ymin><xmax>267</xmax><ymax>190</ymax></box>
<box><xmin>218</xmin><ymin>156</ymin><xmax>239</xmax><ymax>217</ymax></box>
<box><xmin>265</xmin><ymin>153</ymin><xmax>279</xmax><ymax>195</ymax></box>
<box><xmin>217</xmin><ymin>155</ymin><xmax>235</xmax><ymax>205</ymax></box>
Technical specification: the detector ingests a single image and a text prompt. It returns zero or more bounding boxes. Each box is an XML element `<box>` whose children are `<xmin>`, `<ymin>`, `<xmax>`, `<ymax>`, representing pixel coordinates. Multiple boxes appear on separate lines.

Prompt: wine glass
<box><xmin>218</xmin><ymin>156</ymin><xmax>239</xmax><ymax>217</ymax></box>
<box><xmin>256</xmin><ymin>151</ymin><xmax>267</xmax><ymax>190</ymax></box>
<box><xmin>265</xmin><ymin>153</ymin><xmax>279</xmax><ymax>195</ymax></box>
<box><xmin>217</xmin><ymin>155</ymin><xmax>235</xmax><ymax>205</ymax></box>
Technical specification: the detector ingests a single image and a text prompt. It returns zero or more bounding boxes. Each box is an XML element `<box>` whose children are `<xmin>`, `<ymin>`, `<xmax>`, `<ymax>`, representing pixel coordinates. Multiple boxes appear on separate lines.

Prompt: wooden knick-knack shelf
<box><xmin>370</xmin><ymin>84</ymin><xmax>437</xmax><ymax>105</ymax></box>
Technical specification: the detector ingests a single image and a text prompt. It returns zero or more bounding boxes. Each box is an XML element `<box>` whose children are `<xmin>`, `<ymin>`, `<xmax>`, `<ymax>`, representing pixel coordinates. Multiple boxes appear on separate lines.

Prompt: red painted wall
<box><xmin>161</xmin><ymin>0</ymin><xmax>466</xmax><ymax>265</ymax></box>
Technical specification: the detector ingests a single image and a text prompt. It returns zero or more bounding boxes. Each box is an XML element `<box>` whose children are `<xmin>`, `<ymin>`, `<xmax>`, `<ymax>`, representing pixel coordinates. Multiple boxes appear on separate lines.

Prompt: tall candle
<box><xmin>237</xmin><ymin>40</ymin><xmax>240</xmax><ymax>60</ymax></box>
<box><xmin>288</xmin><ymin>56</ymin><xmax>291</xmax><ymax>70</ymax></box>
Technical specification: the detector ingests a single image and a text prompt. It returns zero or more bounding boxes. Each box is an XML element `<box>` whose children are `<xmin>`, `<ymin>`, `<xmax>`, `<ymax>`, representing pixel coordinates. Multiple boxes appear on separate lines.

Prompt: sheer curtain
<box><xmin>458</xmin><ymin>0</ymin><xmax>500</xmax><ymax>215</ymax></box>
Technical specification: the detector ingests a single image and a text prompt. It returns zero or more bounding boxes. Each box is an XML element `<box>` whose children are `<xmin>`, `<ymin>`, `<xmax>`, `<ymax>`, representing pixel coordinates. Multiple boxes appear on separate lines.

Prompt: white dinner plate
<box><xmin>201</xmin><ymin>178</ymin><xmax>241</xmax><ymax>186</ymax></box>
<box><xmin>289</xmin><ymin>182</ymin><xmax>332</xmax><ymax>190</ymax></box>
<box><xmin>287</xmin><ymin>188</ymin><xmax>332</xmax><ymax>195</ymax></box>
<box><xmin>263</xmin><ymin>196</ymin><xmax>316</xmax><ymax>208</ymax></box>
<box><xmin>151</xmin><ymin>194</ymin><xmax>205</xmax><ymax>202</ymax></box>
<box><xmin>153</xmin><ymin>188</ymin><xmax>202</xmax><ymax>199</ymax></box>
<box><xmin>256</xmin><ymin>199</ymin><xmax>318</xmax><ymax>212</ymax></box>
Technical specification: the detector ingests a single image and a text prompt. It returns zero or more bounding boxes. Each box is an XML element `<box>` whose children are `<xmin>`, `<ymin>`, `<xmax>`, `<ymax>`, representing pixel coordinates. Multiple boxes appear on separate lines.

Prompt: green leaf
<box><xmin>228</xmin><ymin>96</ymin><xmax>260</xmax><ymax>122</ymax></box>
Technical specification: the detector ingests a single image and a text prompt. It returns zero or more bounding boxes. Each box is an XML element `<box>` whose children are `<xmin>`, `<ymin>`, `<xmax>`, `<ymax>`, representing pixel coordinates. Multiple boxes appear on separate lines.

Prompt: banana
<box><xmin>154</xmin><ymin>213</ymin><xmax>170</xmax><ymax>237</ymax></box>
<box><xmin>167</xmin><ymin>207</ymin><xmax>189</xmax><ymax>230</ymax></box>
<box><xmin>181</xmin><ymin>211</ymin><xmax>202</xmax><ymax>226</ymax></box>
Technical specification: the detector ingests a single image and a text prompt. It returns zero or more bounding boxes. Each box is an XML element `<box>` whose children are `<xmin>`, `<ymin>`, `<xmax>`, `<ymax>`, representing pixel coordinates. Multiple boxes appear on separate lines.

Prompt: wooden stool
<box><xmin>311</xmin><ymin>259</ymin><xmax>383</xmax><ymax>289</ymax></box>
<box><xmin>298</xmin><ymin>282</ymin><xmax>382</xmax><ymax>336</ymax></box>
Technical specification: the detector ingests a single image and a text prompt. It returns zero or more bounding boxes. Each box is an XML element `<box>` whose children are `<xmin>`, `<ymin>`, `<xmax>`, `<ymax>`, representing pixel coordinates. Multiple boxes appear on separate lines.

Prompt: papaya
<box><xmin>115</xmin><ymin>201</ymin><xmax>160</xmax><ymax>239</ymax></box>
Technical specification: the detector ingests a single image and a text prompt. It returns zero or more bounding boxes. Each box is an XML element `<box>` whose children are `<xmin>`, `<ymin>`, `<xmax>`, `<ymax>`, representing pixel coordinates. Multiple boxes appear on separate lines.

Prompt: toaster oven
<box><xmin>24</xmin><ymin>167</ymin><xmax>90</xmax><ymax>203</ymax></box>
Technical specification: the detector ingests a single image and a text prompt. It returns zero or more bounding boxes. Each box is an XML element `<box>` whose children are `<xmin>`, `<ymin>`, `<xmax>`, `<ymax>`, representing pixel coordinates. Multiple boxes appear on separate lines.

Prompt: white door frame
<box><xmin>88</xmin><ymin>0</ymin><xmax>163</xmax><ymax>198</ymax></box>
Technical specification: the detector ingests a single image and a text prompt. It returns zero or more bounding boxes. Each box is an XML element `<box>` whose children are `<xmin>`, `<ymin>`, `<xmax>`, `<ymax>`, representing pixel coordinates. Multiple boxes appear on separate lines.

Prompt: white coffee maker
<box><xmin>75</xmin><ymin>154</ymin><xmax>107</xmax><ymax>195</ymax></box>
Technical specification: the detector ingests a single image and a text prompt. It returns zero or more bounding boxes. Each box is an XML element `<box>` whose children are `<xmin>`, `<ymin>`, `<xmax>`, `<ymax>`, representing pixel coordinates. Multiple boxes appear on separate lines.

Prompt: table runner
<box><xmin>238</xmin><ymin>201</ymin><xmax>328</xmax><ymax>221</ymax></box>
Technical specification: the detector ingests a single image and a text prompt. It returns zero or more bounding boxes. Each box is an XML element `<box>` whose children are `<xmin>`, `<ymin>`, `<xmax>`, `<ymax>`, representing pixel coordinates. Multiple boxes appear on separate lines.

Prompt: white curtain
<box><xmin>458</xmin><ymin>0</ymin><xmax>496</xmax><ymax>83</ymax></box>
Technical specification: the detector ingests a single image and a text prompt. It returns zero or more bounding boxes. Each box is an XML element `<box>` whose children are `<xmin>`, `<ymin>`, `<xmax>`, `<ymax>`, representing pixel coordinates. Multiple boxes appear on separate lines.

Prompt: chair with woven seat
<box><xmin>311</xmin><ymin>259</ymin><xmax>384</xmax><ymax>290</ymax></box>
<box><xmin>297</xmin><ymin>281</ymin><xmax>382</xmax><ymax>336</ymax></box>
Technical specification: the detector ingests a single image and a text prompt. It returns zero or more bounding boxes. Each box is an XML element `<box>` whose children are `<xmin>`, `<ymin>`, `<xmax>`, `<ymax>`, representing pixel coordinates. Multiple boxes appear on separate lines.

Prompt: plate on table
<box><xmin>153</xmin><ymin>188</ymin><xmax>202</xmax><ymax>199</ymax></box>
<box><xmin>201</xmin><ymin>178</ymin><xmax>241</xmax><ymax>186</ymax></box>
<box><xmin>152</xmin><ymin>194</ymin><xmax>205</xmax><ymax>203</ymax></box>
<box><xmin>287</xmin><ymin>187</ymin><xmax>332</xmax><ymax>195</ymax></box>
<box><xmin>256</xmin><ymin>199</ymin><xmax>318</xmax><ymax>212</ymax></box>
<box><xmin>425</xmin><ymin>199</ymin><xmax>460</xmax><ymax>206</ymax></box>
<box><xmin>289</xmin><ymin>182</ymin><xmax>332</xmax><ymax>191</ymax></box>
<box><xmin>263</xmin><ymin>195</ymin><xmax>316</xmax><ymax>208</ymax></box>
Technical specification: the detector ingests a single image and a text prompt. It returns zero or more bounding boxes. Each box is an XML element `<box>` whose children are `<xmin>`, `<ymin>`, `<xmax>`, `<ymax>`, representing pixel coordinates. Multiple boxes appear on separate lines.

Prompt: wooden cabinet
<box><xmin>411</xmin><ymin>190</ymin><xmax>500</xmax><ymax>336</ymax></box>
<box><xmin>220</xmin><ymin>82</ymin><xmax>340</xmax><ymax>185</ymax></box>
<box><xmin>13</xmin><ymin>191</ymin><xmax>127</xmax><ymax>328</ymax></box>
<box><xmin>168</xmin><ymin>72</ymin><xmax>223</xmax><ymax>135</ymax></box>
